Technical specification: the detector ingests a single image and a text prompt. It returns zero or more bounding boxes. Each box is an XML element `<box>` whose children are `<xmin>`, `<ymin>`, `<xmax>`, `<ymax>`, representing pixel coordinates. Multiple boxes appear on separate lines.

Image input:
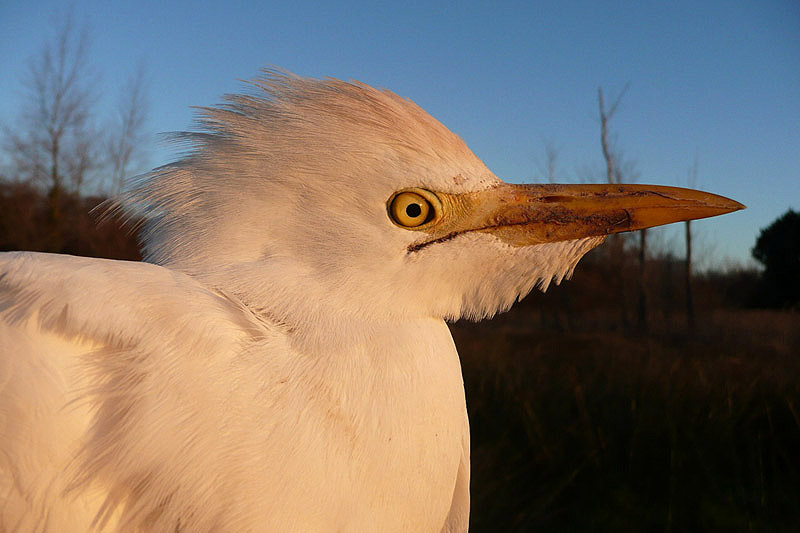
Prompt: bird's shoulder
<box><xmin>0</xmin><ymin>253</ymin><xmax>292</xmax><ymax>530</ymax></box>
<box><xmin>0</xmin><ymin>251</ymin><xmax>277</xmax><ymax>350</ymax></box>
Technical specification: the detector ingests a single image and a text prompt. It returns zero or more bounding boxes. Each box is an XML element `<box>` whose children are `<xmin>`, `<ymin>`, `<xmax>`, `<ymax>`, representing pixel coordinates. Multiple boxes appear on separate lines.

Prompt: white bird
<box><xmin>0</xmin><ymin>71</ymin><xmax>742</xmax><ymax>532</ymax></box>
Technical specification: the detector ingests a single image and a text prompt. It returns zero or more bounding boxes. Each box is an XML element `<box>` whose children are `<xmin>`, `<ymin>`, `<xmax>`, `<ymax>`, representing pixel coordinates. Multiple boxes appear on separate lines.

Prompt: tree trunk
<box><xmin>685</xmin><ymin>220</ymin><xmax>695</xmax><ymax>334</ymax></box>
<box><xmin>598</xmin><ymin>87</ymin><xmax>630</xmax><ymax>332</ymax></box>
<box><xmin>638</xmin><ymin>228</ymin><xmax>648</xmax><ymax>333</ymax></box>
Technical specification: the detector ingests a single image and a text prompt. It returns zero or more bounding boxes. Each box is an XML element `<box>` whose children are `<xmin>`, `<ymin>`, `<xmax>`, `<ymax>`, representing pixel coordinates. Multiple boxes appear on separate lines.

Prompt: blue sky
<box><xmin>1</xmin><ymin>1</ymin><xmax>798</xmax><ymax>268</ymax></box>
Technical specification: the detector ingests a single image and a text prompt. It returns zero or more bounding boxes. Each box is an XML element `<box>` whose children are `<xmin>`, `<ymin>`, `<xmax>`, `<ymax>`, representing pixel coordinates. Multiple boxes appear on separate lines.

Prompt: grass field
<box><xmin>454</xmin><ymin>304</ymin><xmax>800</xmax><ymax>532</ymax></box>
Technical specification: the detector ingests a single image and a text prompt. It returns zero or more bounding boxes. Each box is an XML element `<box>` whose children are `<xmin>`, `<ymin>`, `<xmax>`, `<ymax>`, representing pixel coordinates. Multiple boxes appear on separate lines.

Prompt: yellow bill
<box><xmin>389</xmin><ymin>183</ymin><xmax>745</xmax><ymax>251</ymax></box>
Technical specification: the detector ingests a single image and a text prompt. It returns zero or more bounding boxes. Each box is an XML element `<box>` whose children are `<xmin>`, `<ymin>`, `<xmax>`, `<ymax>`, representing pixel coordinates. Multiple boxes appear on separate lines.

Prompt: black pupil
<box><xmin>406</xmin><ymin>203</ymin><xmax>422</xmax><ymax>218</ymax></box>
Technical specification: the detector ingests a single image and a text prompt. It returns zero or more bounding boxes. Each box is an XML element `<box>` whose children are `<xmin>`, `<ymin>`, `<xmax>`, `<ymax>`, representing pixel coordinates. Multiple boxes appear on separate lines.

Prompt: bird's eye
<box><xmin>388</xmin><ymin>190</ymin><xmax>435</xmax><ymax>228</ymax></box>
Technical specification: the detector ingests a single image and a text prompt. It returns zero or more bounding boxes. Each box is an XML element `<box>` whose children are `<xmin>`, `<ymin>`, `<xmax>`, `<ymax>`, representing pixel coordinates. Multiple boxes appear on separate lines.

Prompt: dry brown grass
<box><xmin>454</xmin><ymin>305</ymin><xmax>800</xmax><ymax>532</ymax></box>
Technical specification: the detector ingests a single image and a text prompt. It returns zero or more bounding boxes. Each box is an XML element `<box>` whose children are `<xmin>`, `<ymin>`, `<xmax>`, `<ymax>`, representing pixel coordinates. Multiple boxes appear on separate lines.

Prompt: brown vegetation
<box><xmin>0</xmin><ymin>182</ymin><xmax>139</xmax><ymax>260</ymax></box>
<box><xmin>456</xmin><ymin>308</ymin><xmax>800</xmax><ymax>531</ymax></box>
<box><xmin>453</xmin><ymin>247</ymin><xmax>799</xmax><ymax>531</ymax></box>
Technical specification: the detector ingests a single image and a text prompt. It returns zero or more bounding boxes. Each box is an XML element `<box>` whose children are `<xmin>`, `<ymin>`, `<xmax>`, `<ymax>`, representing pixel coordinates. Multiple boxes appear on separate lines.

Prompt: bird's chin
<box><xmin>426</xmin><ymin>234</ymin><xmax>605</xmax><ymax>322</ymax></box>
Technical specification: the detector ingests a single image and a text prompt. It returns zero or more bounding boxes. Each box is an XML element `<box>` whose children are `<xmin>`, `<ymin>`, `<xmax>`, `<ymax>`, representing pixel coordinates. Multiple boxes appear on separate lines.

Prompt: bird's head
<box><xmin>123</xmin><ymin>71</ymin><xmax>742</xmax><ymax>327</ymax></box>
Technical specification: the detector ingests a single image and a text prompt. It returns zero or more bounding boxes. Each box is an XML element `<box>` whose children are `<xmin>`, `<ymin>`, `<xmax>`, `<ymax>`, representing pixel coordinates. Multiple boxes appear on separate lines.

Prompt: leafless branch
<box><xmin>108</xmin><ymin>63</ymin><xmax>149</xmax><ymax>194</ymax></box>
<box><xmin>597</xmin><ymin>83</ymin><xmax>630</xmax><ymax>185</ymax></box>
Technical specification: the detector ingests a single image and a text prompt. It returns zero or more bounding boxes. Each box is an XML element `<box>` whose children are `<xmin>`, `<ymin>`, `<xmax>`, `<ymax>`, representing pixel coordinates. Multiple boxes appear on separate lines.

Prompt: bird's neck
<box><xmin>188</xmin><ymin>258</ymin><xmax>437</xmax><ymax>354</ymax></box>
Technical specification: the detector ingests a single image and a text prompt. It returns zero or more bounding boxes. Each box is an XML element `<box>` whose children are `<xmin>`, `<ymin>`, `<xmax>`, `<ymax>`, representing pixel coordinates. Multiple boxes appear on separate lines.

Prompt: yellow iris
<box><xmin>389</xmin><ymin>191</ymin><xmax>433</xmax><ymax>228</ymax></box>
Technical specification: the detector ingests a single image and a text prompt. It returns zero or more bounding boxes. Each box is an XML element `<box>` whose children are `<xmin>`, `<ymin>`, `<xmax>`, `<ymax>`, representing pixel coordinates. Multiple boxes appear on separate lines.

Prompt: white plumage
<box><xmin>0</xmin><ymin>71</ymin><xmax>741</xmax><ymax>531</ymax></box>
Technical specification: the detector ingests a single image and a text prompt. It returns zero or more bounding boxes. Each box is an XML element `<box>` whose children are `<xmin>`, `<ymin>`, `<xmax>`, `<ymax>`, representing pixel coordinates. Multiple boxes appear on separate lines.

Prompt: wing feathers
<box><xmin>0</xmin><ymin>252</ymin><xmax>273</xmax><ymax>531</ymax></box>
<box><xmin>0</xmin><ymin>252</ymin><xmax>261</xmax><ymax>350</ymax></box>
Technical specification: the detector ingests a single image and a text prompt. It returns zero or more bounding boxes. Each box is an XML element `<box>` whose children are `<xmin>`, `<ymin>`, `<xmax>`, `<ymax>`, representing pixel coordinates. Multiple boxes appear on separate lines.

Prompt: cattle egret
<box><xmin>0</xmin><ymin>71</ymin><xmax>743</xmax><ymax>532</ymax></box>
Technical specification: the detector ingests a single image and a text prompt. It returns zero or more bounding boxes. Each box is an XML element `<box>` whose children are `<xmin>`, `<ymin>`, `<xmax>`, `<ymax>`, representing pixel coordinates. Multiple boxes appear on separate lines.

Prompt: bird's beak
<box><xmin>413</xmin><ymin>183</ymin><xmax>744</xmax><ymax>250</ymax></box>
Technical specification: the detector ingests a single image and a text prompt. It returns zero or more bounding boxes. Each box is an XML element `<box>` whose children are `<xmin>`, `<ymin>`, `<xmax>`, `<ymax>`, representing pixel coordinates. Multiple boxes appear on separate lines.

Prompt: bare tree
<box><xmin>597</xmin><ymin>84</ymin><xmax>649</xmax><ymax>332</ymax></box>
<box><xmin>0</xmin><ymin>11</ymin><xmax>151</xmax><ymax>255</ymax></box>
<box><xmin>108</xmin><ymin>64</ymin><xmax>149</xmax><ymax>195</ymax></box>
<box><xmin>685</xmin><ymin>154</ymin><xmax>699</xmax><ymax>334</ymax></box>
<box><xmin>598</xmin><ymin>84</ymin><xmax>629</xmax><ymax>185</ymax></box>
<box><xmin>5</xmin><ymin>12</ymin><xmax>99</xmax><ymax>201</ymax></box>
